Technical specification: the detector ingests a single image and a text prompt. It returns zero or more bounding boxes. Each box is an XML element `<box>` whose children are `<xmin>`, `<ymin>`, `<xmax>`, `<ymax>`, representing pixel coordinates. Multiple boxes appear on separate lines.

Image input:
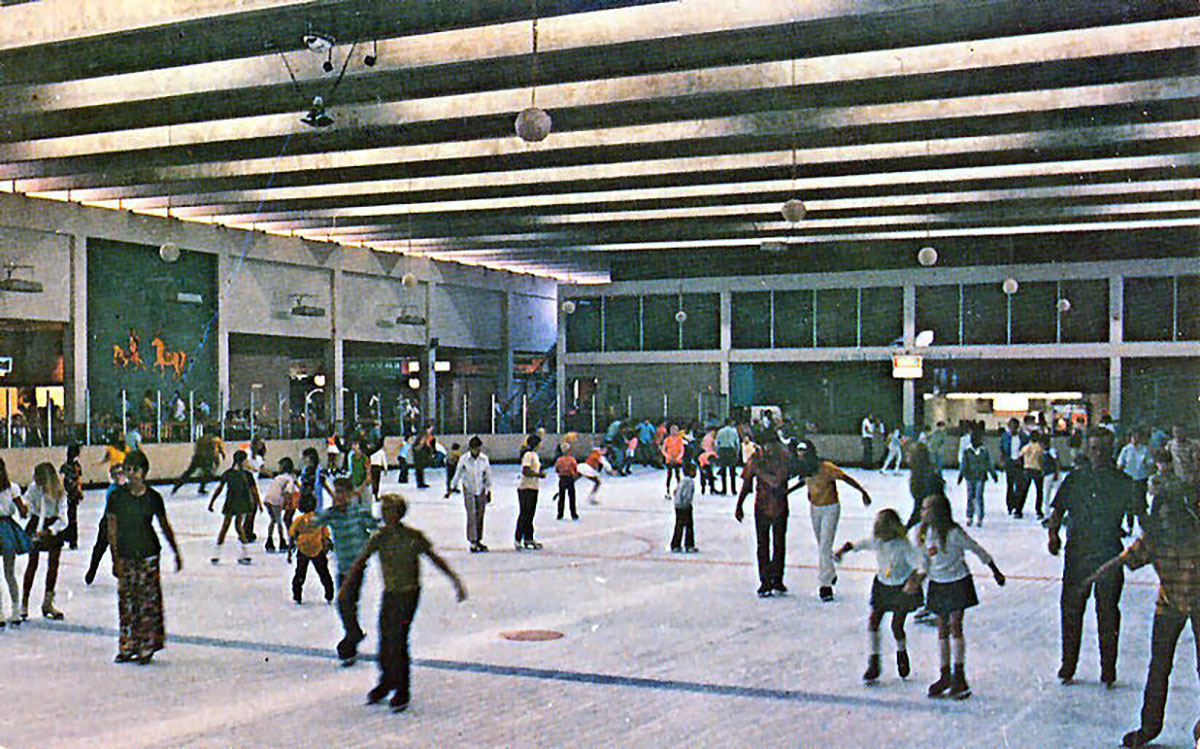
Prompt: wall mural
<box><xmin>88</xmin><ymin>239</ymin><xmax>217</xmax><ymax>422</ymax></box>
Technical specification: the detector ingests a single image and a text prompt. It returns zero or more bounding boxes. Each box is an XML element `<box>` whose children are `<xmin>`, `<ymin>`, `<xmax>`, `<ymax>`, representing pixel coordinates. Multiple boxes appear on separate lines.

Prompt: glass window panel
<box><xmin>1124</xmin><ymin>277</ymin><xmax>1174</xmax><ymax>342</ymax></box>
<box><xmin>962</xmin><ymin>283</ymin><xmax>1008</xmax><ymax>345</ymax></box>
<box><xmin>603</xmin><ymin>296</ymin><xmax>640</xmax><ymax>351</ymax></box>
<box><xmin>774</xmin><ymin>289</ymin><xmax>814</xmax><ymax>348</ymax></box>
<box><xmin>681</xmin><ymin>293</ymin><xmax>720</xmax><ymax>349</ymax></box>
<box><xmin>1010</xmin><ymin>281</ymin><xmax>1056</xmax><ymax>344</ymax></box>
<box><xmin>565</xmin><ymin>297</ymin><xmax>601</xmax><ymax>353</ymax></box>
<box><xmin>642</xmin><ymin>294</ymin><xmax>679</xmax><ymax>351</ymax></box>
<box><xmin>816</xmin><ymin>288</ymin><xmax>858</xmax><ymax>347</ymax></box>
<box><xmin>1059</xmin><ymin>279</ymin><xmax>1108</xmax><ymax>343</ymax></box>
<box><xmin>915</xmin><ymin>285</ymin><xmax>960</xmax><ymax>346</ymax></box>
<box><xmin>732</xmin><ymin>292</ymin><xmax>772</xmax><ymax>348</ymax></box>
<box><xmin>861</xmin><ymin>287</ymin><xmax>903</xmax><ymax>346</ymax></box>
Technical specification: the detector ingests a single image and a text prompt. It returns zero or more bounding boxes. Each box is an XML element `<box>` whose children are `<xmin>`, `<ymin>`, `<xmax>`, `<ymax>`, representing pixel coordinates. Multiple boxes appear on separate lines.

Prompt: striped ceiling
<box><xmin>1</xmin><ymin>0</ymin><xmax>1197</xmax><ymax>283</ymax></box>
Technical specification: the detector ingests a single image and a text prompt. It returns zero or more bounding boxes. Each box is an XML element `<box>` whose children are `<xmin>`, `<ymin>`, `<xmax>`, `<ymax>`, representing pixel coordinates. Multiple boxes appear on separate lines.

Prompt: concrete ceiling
<box><xmin>0</xmin><ymin>0</ymin><xmax>1196</xmax><ymax>282</ymax></box>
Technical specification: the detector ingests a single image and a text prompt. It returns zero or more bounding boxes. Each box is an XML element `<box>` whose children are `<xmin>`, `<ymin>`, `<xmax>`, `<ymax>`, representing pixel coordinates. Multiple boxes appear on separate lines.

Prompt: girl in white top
<box><xmin>835</xmin><ymin>509</ymin><xmax>925</xmax><ymax>683</ymax></box>
<box><xmin>262</xmin><ymin>457</ymin><xmax>299</xmax><ymax>553</ymax></box>
<box><xmin>22</xmin><ymin>462</ymin><xmax>68</xmax><ymax>620</ymax></box>
<box><xmin>917</xmin><ymin>493</ymin><xmax>1005</xmax><ymax>700</ymax></box>
<box><xmin>881</xmin><ymin>428</ymin><xmax>905</xmax><ymax>474</ymax></box>
<box><xmin>0</xmin><ymin>458</ymin><xmax>30</xmax><ymax>627</ymax></box>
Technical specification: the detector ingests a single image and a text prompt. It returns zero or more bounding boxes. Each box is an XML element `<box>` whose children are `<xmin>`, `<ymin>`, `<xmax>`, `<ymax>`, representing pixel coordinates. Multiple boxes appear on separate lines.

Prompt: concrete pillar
<box><xmin>1109</xmin><ymin>276</ymin><xmax>1124</xmax><ymax>420</ymax></box>
<box><xmin>422</xmin><ymin>281</ymin><xmax>437</xmax><ymax>428</ymax></box>
<box><xmin>1109</xmin><ymin>357</ymin><xmax>1122</xmax><ymax>422</ymax></box>
<box><xmin>330</xmin><ymin>266</ymin><xmax>344</xmax><ymax>429</ymax></box>
<box><xmin>66</xmin><ymin>234</ymin><xmax>88</xmax><ymax>424</ymax></box>
<box><xmin>215</xmin><ymin>250</ymin><xmax>230</xmax><ymax>408</ymax></box>
<box><xmin>902</xmin><ymin>284</ymin><xmax>916</xmax><ymax>428</ymax></box>
<box><xmin>555</xmin><ymin>294</ymin><xmax>566</xmax><ymax>433</ymax></box>
<box><xmin>719</xmin><ymin>291</ymin><xmax>732</xmax><ymax>396</ymax></box>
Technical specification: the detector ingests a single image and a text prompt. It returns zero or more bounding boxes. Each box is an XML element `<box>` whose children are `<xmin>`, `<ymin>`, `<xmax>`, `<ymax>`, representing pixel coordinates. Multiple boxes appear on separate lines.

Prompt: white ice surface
<box><xmin>0</xmin><ymin>463</ymin><xmax>1195</xmax><ymax>748</ymax></box>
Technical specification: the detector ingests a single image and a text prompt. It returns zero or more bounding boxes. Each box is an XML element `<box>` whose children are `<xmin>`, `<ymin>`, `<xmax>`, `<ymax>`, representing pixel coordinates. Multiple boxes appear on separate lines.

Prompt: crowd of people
<box><xmin>0</xmin><ymin>413</ymin><xmax>1197</xmax><ymax>745</ymax></box>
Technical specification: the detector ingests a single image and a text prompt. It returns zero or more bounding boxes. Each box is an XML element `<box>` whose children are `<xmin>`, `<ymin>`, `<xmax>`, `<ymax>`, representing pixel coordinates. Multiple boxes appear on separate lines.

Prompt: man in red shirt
<box><xmin>734</xmin><ymin>430</ymin><xmax>791</xmax><ymax>597</ymax></box>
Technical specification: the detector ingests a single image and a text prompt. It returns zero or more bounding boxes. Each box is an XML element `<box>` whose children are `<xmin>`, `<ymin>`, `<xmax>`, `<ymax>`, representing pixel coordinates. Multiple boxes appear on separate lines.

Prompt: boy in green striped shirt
<box><xmin>316</xmin><ymin>477</ymin><xmax>377</xmax><ymax>665</ymax></box>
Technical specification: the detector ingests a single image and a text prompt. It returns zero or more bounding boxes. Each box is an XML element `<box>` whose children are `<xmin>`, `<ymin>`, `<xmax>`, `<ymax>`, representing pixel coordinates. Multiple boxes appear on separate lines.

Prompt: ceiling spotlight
<box><xmin>300</xmin><ymin>96</ymin><xmax>333</xmax><ymax>128</ymax></box>
<box><xmin>515</xmin><ymin>107</ymin><xmax>552</xmax><ymax>143</ymax></box>
<box><xmin>781</xmin><ymin>199</ymin><xmax>806</xmax><ymax>223</ymax></box>
<box><xmin>561</xmin><ymin>300</ymin><xmax>576</xmax><ymax>315</ymax></box>
<box><xmin>364</xmin><ymin>54</ymin><xmax>376</xmax><ymax>67</ymax></box>
<box><xmin>1057</xmin><ymin>298</ymin><xmax>1072</xmax><ymax>313</ymax></box>
<box><xmin>914</xmin><ymin>329</ymin><xmax>935</xmax><ymax>347</ymax></box>
<box><xmin>303</xmin><ymin>32</ymin><xmax>335</xmax><ymax>53</ymax></box>
<box><xmin>322</xmin><ymin>54</ymin><xmax>334</xmax><ymax>73</ymax></box>
<box><xmin>1002</xmin><ymin>278</ymin><xmax>1019</xmax><ymax>295</ymax></box>
<box><xmin>674</xmin><ymin>309</ymin><xmax>688</xmax><ymax>324</ymax></box>
<box><xmin>917</xmin><ymin>246</ymin><xmax>938</xmax><ymax>266</ymax></box>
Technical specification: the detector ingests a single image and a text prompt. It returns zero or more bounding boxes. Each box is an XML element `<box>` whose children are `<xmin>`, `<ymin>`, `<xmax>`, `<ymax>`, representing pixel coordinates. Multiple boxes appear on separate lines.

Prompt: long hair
<box><xmin>873</xmin><ymin>508</ymin><xmax>908</xmax><ymax>543</ymax></box>
<box><xmin>0</xmin><ymin>457</ymin><xmax>9</xmax><ymax>492</ymax></box>
<box><xmin>917</xmin><ymin>493</ymin><xmax>958</xmax><ymax>549</ymax></box>
<box><xmin>33</xmin><ymin>461</ymin><xmax>63</xmax><ymax>500</ymax></box>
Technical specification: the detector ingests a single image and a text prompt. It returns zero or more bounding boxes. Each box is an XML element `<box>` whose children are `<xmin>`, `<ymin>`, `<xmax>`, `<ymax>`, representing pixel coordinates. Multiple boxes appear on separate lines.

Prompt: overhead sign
<box><xmin>892</xmin><ymin>354</ymin><xmax>923</xmax><ymax>379</ymax></box>
<box><xmin>0</xmin><ymin>357</ymin><xmax>12</xmax><ymax>376</ymax></box>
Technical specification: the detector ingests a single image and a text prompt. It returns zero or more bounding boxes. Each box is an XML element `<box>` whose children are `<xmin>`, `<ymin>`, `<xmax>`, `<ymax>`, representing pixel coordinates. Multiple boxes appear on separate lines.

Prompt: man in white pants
<box><xmin>793</xmin><ymin>441</ymin><xmax>872</xmax><ymax>602</ymax></box>
<box><xmin>449</xmin><ymin>436</ymin><xmax>492</xmax><ymax>553</ymax></box>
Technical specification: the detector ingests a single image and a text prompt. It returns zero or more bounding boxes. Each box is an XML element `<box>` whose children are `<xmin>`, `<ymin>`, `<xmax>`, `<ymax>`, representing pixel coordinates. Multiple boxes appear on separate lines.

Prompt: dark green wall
<box><xmin>87</xmin><ymin>239</ymin><xmax>217</xmax><ymax>419</ymax></box>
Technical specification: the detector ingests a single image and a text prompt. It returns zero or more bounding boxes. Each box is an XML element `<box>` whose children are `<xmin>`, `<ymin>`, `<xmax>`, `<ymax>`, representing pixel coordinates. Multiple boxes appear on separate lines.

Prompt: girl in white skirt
<box><xmin>835</xmin><ymin>508</ymin><xmax>925</xmax><ymax>683</ymax></box>
<box><xmin>917</xmin><ymin>493</ymin><xmax>1005</xmax><ymax>700</ymax></box>
<box><xmin>0</xmin><ymin>458</ymin><xmax>30</xmax><ymax>627</ymax></box>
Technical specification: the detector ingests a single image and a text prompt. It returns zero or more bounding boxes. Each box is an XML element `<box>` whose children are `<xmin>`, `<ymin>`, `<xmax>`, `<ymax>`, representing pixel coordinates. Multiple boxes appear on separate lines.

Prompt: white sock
<box><xmin>939</xmin><ymin>638</ymin><xmax>951</xmax><ymax>669</ymax></box>
<box><xmin>951</xmin><ymin>636</ymin><xmax>965</xmax><ymax>666</ymax></box>
<box><xmin>240</xmin><ymin>542</ymin><xmax>251</xmax><ymax>559</ymax></box>
<box><xmin>895</xmin><ymin>635</ymin><xmax>907</xmax><ymax>653</ymax></box>
<box><xmin>868</xmin><ymin>629</ymin><xmax>881</xmax><ymax>656</ymax></box>
<box><xmin>212</xmin><ymin>541</ymin><xmax>223</xmax><ymax>559</ymax></box>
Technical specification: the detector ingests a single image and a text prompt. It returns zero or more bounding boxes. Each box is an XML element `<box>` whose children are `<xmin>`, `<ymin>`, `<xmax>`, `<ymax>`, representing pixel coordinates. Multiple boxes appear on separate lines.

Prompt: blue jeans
<box><xmin>966</xmin><ymin>479</ymin><xmax>986</xmax><ymax>523</ymax></box>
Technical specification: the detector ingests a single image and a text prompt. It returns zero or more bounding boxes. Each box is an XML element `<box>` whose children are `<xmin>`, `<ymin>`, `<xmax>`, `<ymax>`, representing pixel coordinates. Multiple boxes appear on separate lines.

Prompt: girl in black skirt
<box><xmin>917</xmin><ymin>493</ymin><xmax>1005</xmax><ymax>700</ymax></box>
<box><xmin>835</xmin><ymin>508</ymin><xmax>925</xmax><ymax>683</ymax></box>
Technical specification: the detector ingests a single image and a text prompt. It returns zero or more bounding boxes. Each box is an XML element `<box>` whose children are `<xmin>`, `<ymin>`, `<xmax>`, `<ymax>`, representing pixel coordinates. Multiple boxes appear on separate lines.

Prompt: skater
<box><xmin>715</xmin><ymin>420</ymin><xmax>740</xmax><ymax>494</ymax></box>
<box><xmin>341</xmin><ymin>494</ymin><xmax>466</xmax><ymax>712</ymax></box>
<box><xmin>289</xmin><ymin>493</ymin><xmax>334</xmax><ymax>605</ymax></box>
<box><xmin>85</xmin><ymin>464</ymin><xmax>126</xmax><ymax>585</ymax></box>
<box><xmin>1047</xmin><ymin>429</ymin><xmax>1135</xmax><ymax>686</ymax></box>
<box><xmin>1116</xmin><ymin>427</ymin><xmax>1153</xmax><ymax>534</ymax></box>
<box><xmin>105</xmin><ymin>450</ymin><xmax>183</xmax><ymax>664</ymax></box>
<box><xmin>698</xmin><ymin>434</ymin><xmax>717</xmax><ymax>495</ymax></box>
<box><xmin>670</xmin><ymin>462</ymin><xmax>697</xmax><ymax>553</ymax></box>
<box><xmin>22</xmin><ymin>462</ymin><xmax>68</xmax><ymax>621</ymax></box>
<box><xmin>792</xmin><ymin>440</ymin><xmax>872</xmax><ymax>602</ymax></box>
<box><xmin>450</xmin><ymin>436</ymin><xmax>492</xmax><ymax>552</ymax></box>
<box><xmin>241</xmin><ymin>437</ymin><xmax>269</xmax><ymax>543</ymax></box>
<box><xmin>662</xmin><ymin>424</ymin><xmax>684</xmax><ymax>498</ymax></box>
<box><xmin>957</xmin><ymin>427</ymin><xmax>997</xmax><ymax>527</ymax></box>
<box><xmin>734</xmin><ymin>430</ymin><xmax>791</xmax><ymax>597</ymax></box>
<box><xmin>834</xmin><ymin>508</ymin><xmax>925</xmax><ymax>683</ymax></box>
<box><xmin>0</xmin><ymin>458</ymin><xmax>30</xmax><ymax>628</ymax></box>
<box><xmin>261</xmin><ymin>457</ymin><xmax>299</xmax><ymax>553</ymax></box>
<box><xmin>515</xmin><ymin>434</ymin><xmax>545</xmax><ymax>551</ymax></box>
<box><xmin>861</xmin><ymin>413</ymin><xmax>876</xmax><ymax>468</ymax></box>
<box><xmin>905</xmin><ymin>443</ymin><xmax>945</xmax><ymax>529</ymax></box>
<box><xmin>207</xmin><ymin>449</ymin><xmax>262</xmax><ymax>566</ymax></box>
<box><xmin>60</xmin><ymin>444</ymin><xmax>83</xmax><ymax>550</ymax></box>
<box><xmin>315</xmin><ymin>477</ymin><xmax>377</xmax><ymax>664</ymax></box>
<box><xmin>1017</xmin><ymin>431</ymin><xmax>1048</xmax><ymax>519</ymax></box>
<box><xmin>1000</xmin><ymin>418</ymin><xmax>1030</xmax><ymax>516</ymax></box>
<box><xmin>171</xmin><ymin>427</ymin><xmax>225</xmax><ymax>494</ymax></box>
<box><xmin>553</xmin><ymin>445</ymin><xmax>579</xmax><ymax>521</ymax></box>
<box><xmin>369</xmin><ymin>438</ymin><xmax>388</xmax><ymax>499</ymax></box>
<box><xmin>918</xmin><ymin>493</ymin><xmax>1006</xmax><ymax>699</ymax></box>
<box><xmin>578</xmin><ymin>447</ymin><xmax>604</xmax><ymax>504</ymax></box>
<box><xmin>1085</xmin><ymin>450</ymin><xmax>1198</xmax><ymax>748</ymax></box>
<box><xmin>880</xmin><ymin>427</ymin><xmax>904</xmax><ymax>474</ymax></box>
<box><xmin>443</xmin><ymin>442</ymin><xmax>463</xmax><ymax>498</ymax></box>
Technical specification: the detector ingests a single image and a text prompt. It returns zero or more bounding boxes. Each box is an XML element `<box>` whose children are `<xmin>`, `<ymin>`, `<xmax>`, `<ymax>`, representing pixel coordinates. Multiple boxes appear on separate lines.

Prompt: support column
<box><xmin>902</xmin><ymin>284</ymin><xmax>916</xmax><ymax>429</ymax></box>
<box><xmin>66</xmin><ymin>234</ymin><xmax>88</xmax><ymax>424</ymax></box>
<box><xmin>719</xmin><ymin>291</ymin><xmax>732</xmax><ymax>396</ymax></box>
<box><xmin>555</xmin><ymin>294</ymin><xmax>566</xmax><ymax>434</ymax></box>
<box><xmin>330</xmin><ymin>266</ymin><xmax>344</xmax><ymax>430</ymax></box>
<box><xmin>422</xmin><ymin>282</ymin><xmax>437</xmax><ymax>428</ymax></box>
<box><xmin>499</xmin><ymin>291</ymin><xmax>515</xmax><ymax>404</ymax></box>
<box><xmin>1109</xmin><ymin>276</ymin><xmax>1124</xmax><ymax>421</ymax></box>
<box><xmin>215</xmin><ymin>249</ymin><xmax>230</xmax><ymax>413</ymax></box>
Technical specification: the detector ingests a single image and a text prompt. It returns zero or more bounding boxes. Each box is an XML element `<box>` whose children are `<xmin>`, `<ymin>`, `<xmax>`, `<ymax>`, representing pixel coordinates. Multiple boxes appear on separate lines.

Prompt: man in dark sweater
<box><xmin>1046</xmin><ymin>429</ymin><xmax>1135</xmax><ymax>687</ymax></box>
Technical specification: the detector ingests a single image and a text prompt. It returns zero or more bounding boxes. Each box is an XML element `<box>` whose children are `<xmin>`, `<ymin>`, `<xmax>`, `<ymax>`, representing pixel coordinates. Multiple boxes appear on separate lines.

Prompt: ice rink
<box><xmin>2</xmin><ymin>462</ymin><xmax>1195</xmax><ymax>748</ymax></box>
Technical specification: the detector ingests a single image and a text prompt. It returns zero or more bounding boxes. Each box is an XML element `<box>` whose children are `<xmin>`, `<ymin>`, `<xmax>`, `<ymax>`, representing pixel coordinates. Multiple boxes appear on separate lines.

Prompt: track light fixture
<box><xmin>364</xmin><ymin>39</ymin><xmax>378</xmax><ymax>67</ymax></box>
<box><xmin>300</xmin><ymin>96</ymin><xmax>333</xmax><ymax>128</ymax></box>
<box><xmin>323</xmin><ymin>51</ymin><xmax>334</xmax><ymax>73</ymax></box>
<box><xmin>303</xmin><ymin>32</ymin><xmax>335</xmax><ymax>53</ymax></box>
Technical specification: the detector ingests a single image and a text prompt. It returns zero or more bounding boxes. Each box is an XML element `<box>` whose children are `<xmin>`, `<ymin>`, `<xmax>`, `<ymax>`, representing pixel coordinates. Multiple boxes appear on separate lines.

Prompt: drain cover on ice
<box><xmin>500</xmin><ymin>629</ymin><xmax>564</xmax><ymax>642</ymax></box>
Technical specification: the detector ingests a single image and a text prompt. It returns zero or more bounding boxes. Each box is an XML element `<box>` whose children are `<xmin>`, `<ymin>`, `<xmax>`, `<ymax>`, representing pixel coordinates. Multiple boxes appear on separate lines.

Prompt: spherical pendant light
<box><xmin>780</xmin><ymin>198</ymin><xmax>806</xmax><ymax>223</ymax></box>
<box><xmin>1057</xmin><ymin>298</ymin><xmax>1072</xmax><ymax>313</ymax></box>
<box><xmin>674</xmin><ymin>309</ymin><xmax>688</xmax><ymax>324</ymax></box>
<box><xmin>1002</xmin><ymin>278</ymin><xmax>1019</xmax><ymax>295</ymax></box>
<box><xmin>159</xmin><ymin>243</ymin><xmax>181</xmax><ymax>263</ymax></box>
<box><xmin>515</xmin><ymin>107</ymin><xmax>552</xmax><ymax>142</ymax></box>
<box><xmin>917</xmin><ymin>246</ymin><xmax>938</xmax><ymax>267</ymax></box>
<box><xmin>562</xmin><ymin>300</ymin><xmax>577</xmax><ymax>315</ymax></box>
